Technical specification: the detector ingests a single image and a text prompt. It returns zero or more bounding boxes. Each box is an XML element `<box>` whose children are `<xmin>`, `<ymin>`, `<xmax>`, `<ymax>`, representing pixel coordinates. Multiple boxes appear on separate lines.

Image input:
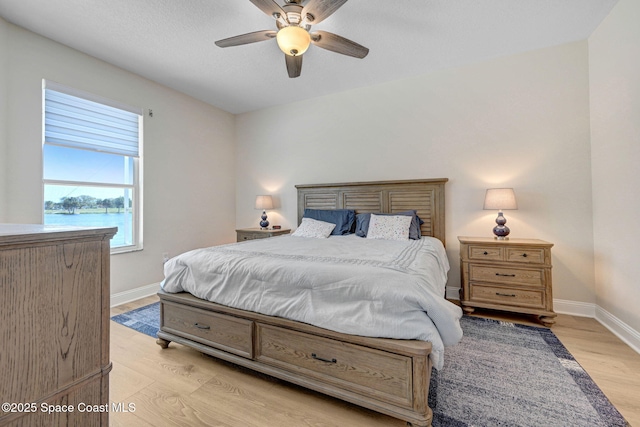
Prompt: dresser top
<box><xmin>458</xmin><ymin>236</ymin><xmax>553</xmax><ymax>247</ymax></box>
<box><xmin>0</xmin><ymin>224</ymin><xmax>117</xmax><ymax>245</ymax></box>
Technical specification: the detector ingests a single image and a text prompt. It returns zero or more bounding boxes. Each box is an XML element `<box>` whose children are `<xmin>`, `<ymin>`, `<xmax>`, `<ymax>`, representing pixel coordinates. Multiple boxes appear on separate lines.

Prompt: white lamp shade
<box><xmin>255</xmin><ymin>195</ymin><xmax>274</xmax><ymax>210</ymax></box>
<box><xmin>276</xmin><ymin>26</ymin><xmax>311</xmax><ymax>56</ymax></box>
<box><xmin>483</xmin><ymin>188</ymin><xmax>517</xmax><ymax>210</ymax></box>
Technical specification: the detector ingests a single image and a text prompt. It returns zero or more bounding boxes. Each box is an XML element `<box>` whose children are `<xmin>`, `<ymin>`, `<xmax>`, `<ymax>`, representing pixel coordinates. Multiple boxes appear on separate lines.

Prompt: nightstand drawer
<box><xmin>468</xmin><ymin>246</ymin><xmax>504</xmax><ymax>261</ymax></box>
<box><xmin>469</xmin><ymin>284</ymin><xmax>545</xmax><ymax>308</ymax></box>
<box><xmin>469</xmin><ymin>265</ymin><xmax>543</xmax><ymax>287</ymax></box>
<box><xmin>239</xmin><ymin>232</ymin><xmax>270</xmax><ymax>241</ymax></box>
<box><xmin>236</xmin><ymin>228</ymin><xmax>291</xmax><ymax>242</ymax></box>
<box><xmin>505</xmin><ymin>248</ymin><xmax>545</xmax><ymax>264</ymax></box>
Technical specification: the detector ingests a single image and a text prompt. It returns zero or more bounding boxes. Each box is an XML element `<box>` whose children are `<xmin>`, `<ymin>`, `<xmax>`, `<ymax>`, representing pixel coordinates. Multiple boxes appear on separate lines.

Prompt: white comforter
<box><xmin>161</xmin><ymin>234</ymin><xmax>463</xmax><ymax>369</ymax></box>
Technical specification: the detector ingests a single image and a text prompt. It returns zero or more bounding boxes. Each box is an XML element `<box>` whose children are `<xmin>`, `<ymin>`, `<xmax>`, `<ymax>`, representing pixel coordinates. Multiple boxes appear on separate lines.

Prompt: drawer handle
<box><xmin>496</xmin><ymin>292</ymin><xmax>517</xmax><ymax>297</ymax></box>
<box><xmin>495</xmin><ymin>273</ymin><xmax>516</xmax><ymax>277</ymax></box>
<box><xmin>312</xmin><ymin>353</ymin><xmax>337</xmax><ymax>364</ymax></box>
<box><xmin>521</xmin><ymin>253</ymin><xmax>528</xmax><ymax>258</ymax></box>
<box><xmin>194</xmin><ymin>323</ymin><xmax>210</xmax><ymax>330</ymax></box>
<box><xmin>483</xmin><ymin>251</ymin><xmax>488</xmax><ymax>255</ymax></box>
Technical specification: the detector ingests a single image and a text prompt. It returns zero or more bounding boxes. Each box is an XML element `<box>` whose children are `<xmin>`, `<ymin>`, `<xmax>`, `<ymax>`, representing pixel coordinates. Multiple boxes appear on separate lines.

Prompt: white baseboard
<box><xmin>553</xmin><ymin>298</ymin><xmax>596</xmax><ymax>318</ymax></box>
<box><xmin>110</xmin><ymin>282</ymin><xmax>160</xmax><ymax>307</ymax></box>
<box><xmin>446</xmin><ymin>286</ymin><xmax>460</xmax><ymax>300</ymax></box>
<box><xmin>595</xmin><ymin>306</ymin><xmax>640</xmax><ymax>355</ymax></box>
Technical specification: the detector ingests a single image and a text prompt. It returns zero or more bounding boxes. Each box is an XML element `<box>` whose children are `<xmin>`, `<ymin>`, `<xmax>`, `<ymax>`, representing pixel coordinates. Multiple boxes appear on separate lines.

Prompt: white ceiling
<box><xmin>0</xmin><ymin>0</ymin><xmax>618</xmax><ymax>114</ymax></box>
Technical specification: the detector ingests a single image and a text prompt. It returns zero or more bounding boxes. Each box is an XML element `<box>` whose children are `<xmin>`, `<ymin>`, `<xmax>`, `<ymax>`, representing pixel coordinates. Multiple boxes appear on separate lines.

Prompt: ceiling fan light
<box><xmin>276</xmin><ymin>26</ymin><xmax>310</xmax><ymax>56</ymax></box>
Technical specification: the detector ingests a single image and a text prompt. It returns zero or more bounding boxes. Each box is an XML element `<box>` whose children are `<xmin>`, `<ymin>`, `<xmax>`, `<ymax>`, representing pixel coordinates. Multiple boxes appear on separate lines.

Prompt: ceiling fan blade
<box><xmin>310</xmin><ymin>30</ymin><xmax>369</xmax><ymax>58</ymax></box>
<box><xmin>301</xmin><ymin>0</ymin><xmax>348</xmax><ymax>25</ymax></box>
<box><xmin>249</xmin><ymin>0</ymin><xmax>288</xmax><ymax>23</ymax></box>
<box><xmin>215</xmin><ymin>30</ymin><xmax>277</xmax><ymax>48</ymax></box>
<box><xmin>285</xmin><ymin>54</ymin><xmax>303</xmax><ymax>78</ymax></box>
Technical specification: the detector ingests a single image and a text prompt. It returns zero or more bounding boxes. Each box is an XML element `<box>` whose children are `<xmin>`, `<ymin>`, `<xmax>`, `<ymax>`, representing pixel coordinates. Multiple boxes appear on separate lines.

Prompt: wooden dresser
<box><xmin>458</xmin><ymin>236</ymin><xmax>556</xmax><ymax>326</ymax></box>
<box><xmin>0</xmin><ymin>224</ymin><xmax>116</xmax><ymax>426</ymax></box>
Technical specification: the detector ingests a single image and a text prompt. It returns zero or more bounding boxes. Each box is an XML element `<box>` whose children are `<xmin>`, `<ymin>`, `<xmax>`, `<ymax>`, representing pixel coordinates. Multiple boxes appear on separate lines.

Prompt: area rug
<box><xmin>112</xmin><ymin>304</ymin><xmax>628</xmax><ymax>427</ymax></box>
<box><xmin>111</xmin><ymin>302</ymin><xmax>160</xmax><ymax>338</ymax></box>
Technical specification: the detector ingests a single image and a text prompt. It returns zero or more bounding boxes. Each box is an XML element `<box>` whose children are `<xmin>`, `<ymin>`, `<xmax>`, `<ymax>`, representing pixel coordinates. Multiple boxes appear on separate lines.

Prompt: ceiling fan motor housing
<box><xmin>278</xmin><ymin>3</ymin><xmax>307</xmax><ymax>27</ymax></box>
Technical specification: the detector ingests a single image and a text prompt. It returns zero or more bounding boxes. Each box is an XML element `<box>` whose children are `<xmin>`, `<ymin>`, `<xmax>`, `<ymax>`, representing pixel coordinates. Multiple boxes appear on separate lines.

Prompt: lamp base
<box><xmin>259</xmin><ymin>210</ymin><xmax>269</xmax><ymax>230</ymax></box>
<box><xmin>492</xmin><ymin>210</ymin><xmax>510</xmax><ymax>240</ymax></box>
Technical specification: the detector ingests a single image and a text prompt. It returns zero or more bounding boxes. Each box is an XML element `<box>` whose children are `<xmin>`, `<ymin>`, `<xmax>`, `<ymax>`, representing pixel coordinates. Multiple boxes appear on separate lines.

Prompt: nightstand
<box><xmin>236</xmin><ymin>228</ymin><xmax>291</xmax><ymax>242</ymax></box>
<box><xmin>458</xmin><ymin>236</ymin><xmax>556</xmax><ymax>326</ymax></box>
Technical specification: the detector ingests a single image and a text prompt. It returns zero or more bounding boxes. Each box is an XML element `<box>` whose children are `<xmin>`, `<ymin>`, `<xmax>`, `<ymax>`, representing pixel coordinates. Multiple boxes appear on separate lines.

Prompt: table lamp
<box><xmin>483</xmin><ymin>188</ymin><xmax>517</xmax><ymax>240</ymax></box>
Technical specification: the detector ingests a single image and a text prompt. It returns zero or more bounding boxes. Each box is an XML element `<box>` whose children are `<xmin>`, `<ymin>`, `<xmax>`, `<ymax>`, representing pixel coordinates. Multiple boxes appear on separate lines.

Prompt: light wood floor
<box><xmin>109</xmin><ymin>296</ymin><xmax>640</xmax><ymax>426</ymax></box>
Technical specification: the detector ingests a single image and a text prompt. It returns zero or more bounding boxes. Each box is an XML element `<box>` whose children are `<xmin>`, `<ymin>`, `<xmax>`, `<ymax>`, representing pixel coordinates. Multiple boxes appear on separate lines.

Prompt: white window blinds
<box><xmin>43</xmin><ymin>80</ymin><xmax>142</xmax><ymax>157</ymax></box>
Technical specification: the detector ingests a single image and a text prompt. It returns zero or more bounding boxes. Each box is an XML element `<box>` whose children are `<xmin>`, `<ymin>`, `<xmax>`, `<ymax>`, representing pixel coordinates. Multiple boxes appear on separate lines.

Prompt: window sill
<box><xmin>111</xmin><ymin>245</ymin><xmax>143</xmax><ymax>255</ymax></box>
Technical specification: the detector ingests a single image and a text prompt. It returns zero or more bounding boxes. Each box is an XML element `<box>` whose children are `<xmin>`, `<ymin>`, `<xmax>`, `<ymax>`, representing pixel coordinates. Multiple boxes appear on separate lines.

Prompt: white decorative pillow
<box><xmin>292</xmin><ymin>217</ymin><xmax>336</xmax><ymax>238</ymax></box>
<box><xmin>366</xmin><ymin>214</ymin><xmax>413</xmax><ymax>241</ymax></box>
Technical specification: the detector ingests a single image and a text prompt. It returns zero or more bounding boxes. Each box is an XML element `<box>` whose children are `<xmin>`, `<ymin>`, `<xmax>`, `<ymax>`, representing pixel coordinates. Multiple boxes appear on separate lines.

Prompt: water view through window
<box><xmin>43</xmin><ymin>146</ymin><xmax>136</xmax><ymax>248</ymax></box>
<box><xmin>44</xmin><ymin>185</ymin><xmax>134</xmax><ymax>248</ymax></box>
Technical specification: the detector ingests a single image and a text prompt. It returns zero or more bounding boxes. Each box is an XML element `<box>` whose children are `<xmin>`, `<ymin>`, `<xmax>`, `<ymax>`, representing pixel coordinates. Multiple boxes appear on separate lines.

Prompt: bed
<box><xmin>156</xmin><ymin>178</ymin><xmax>462</xmax><ymax>427</ymax></box>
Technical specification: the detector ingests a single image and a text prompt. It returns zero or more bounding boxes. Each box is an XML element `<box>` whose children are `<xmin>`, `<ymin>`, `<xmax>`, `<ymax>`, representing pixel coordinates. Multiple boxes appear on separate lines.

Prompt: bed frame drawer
<box><xmin>255</xmin><ymin>323</ymin><xmax>413</xmax><ymax>409</ymax></box>
<box><xmin>157</xmin><ymin>291</ymin><xmax>434</xmax><ymax>427</ymax></box>
<box><xmin>161</xmin><ymin>301</ymin><xmax>253</xmax><ymax>358</ymax></box>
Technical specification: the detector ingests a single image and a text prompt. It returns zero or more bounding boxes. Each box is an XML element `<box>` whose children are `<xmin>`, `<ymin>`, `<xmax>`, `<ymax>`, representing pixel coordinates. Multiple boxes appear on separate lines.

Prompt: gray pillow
<box><xmin>303</xmin><ymin>208</ymin><xmax>356</xmax><ymax>235</ymax></box>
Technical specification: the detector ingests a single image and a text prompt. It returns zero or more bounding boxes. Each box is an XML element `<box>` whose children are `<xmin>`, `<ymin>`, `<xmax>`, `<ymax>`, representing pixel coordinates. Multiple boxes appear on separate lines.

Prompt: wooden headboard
<box><xmin>295</xmin><ymin>179</ymin><xmax>448</xmax><ymax>245</ymax></box>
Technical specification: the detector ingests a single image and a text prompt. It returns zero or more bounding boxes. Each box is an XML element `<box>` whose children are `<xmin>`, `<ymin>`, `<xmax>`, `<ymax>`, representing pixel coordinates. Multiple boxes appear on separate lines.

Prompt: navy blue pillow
<box><xmin>355</xmin><ymin>211</ymin><xmax>423</xmax><ymax>239</ymax></box>
<box><xmin>303</xmin><ymin>209</ymin><xmax>356</xmax><ymax>235</ymax></box>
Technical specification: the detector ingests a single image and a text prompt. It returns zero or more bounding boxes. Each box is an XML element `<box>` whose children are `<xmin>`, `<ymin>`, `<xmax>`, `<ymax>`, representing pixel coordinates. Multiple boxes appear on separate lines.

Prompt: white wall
<box><xmin>589</xmin><ymin>0</ymin><xmax>640</xmax><ymax>333</ymax></box>
<box><xmin>1</xmin><ymin>23</ymin><xmax>237</xmax><ymax>296</ymax></box>
<box><xmin>0</xmin><ymin>17</ymin><xmax>8</xmax><ymax>222</ymax></box>
<box><xmin>237</xmin><ymin>41</ymin><xmax>595</xmax><ymax>304</ymax></box>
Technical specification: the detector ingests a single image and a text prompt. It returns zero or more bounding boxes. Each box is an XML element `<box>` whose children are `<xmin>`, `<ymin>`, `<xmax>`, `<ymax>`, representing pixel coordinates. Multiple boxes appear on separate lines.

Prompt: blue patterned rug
<box><xmin>112</xmin><ymin>303</ymin><xmax>628</xmax><ymax>426</ymax></box>
<box><xmin>111</xmin><ymin>302</ymin><xmax>160</xmax><ymax>338</ymax></box>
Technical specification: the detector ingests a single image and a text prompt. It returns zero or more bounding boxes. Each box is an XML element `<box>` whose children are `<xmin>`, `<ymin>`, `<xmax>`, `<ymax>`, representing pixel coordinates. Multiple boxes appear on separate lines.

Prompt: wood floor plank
<box><xmin>110</xmin><ymin>321</ymin><xmax>142</xmax><ymax>342</ymax></box>
<box><xmin>110</xmin><ymin>332</ymin><xmax>218</xmax><ymax>395</ymax></box>
<box><xmin>109</xmin><ymin>409</ymin><xmax>156</xmax><ymax>427</ymax></box>
<box><xmin>261</xmin><ymin>375</ymin><xmax>406</xmax><ymax>426</ymax></box>
<box><xmin>124</xmin><ymin>381</ymin><xmax>236</xmax><ymax>427</ymax></box>
<box><xmin>189</xmin><ymin>358</ymin><xmax>405</xmax><ymax>427</ymax></box>
<box><xmin>110</xmin><ymin>359</ymin><xmax>156</xmax><ymax>403</ymax></box>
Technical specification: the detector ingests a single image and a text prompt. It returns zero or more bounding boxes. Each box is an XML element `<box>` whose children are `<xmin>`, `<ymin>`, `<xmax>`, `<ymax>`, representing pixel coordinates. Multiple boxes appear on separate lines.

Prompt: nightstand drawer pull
<box><xmin>495</xmin><ymin>273</ymin><xmax>516</xmax><ymax>277</ymax></box>
<box><xmin>483</xmin><ymin>251</ymin><xmax>488</xmax><ymax>255</ymax></box>
<box><xmin>496</xmin><ymin>292</ymin><xmax>517</xmax><ymax>297</ymax></box>
<box><xmin>521</xmin><ymin>253</ymin><xmax>528</xmax><ymax>257</ymax></box>
<box><xmin>194</xmin><ymin>323</ymin><xmax>211</xmax><ymax>330</ymax></box>
<box><xmin>312</xmin><ymin>353</ymin><xmax>337</xmax><ymax>364</ymax></box>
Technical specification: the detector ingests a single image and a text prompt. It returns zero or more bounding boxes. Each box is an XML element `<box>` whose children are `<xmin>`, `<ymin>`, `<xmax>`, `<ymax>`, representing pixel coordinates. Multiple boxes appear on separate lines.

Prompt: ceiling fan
<box><xmin>215</xmin><ymin>0</ymin><xmax>369</xmax><ymax>78</ymax></box>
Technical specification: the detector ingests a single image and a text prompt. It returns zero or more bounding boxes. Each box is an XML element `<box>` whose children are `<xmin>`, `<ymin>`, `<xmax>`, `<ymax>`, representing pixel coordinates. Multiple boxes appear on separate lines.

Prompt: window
<box><xmin>42</xmin><ymin>80</ymin><xmax>143</xmax><ymax>253</ymax></box>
